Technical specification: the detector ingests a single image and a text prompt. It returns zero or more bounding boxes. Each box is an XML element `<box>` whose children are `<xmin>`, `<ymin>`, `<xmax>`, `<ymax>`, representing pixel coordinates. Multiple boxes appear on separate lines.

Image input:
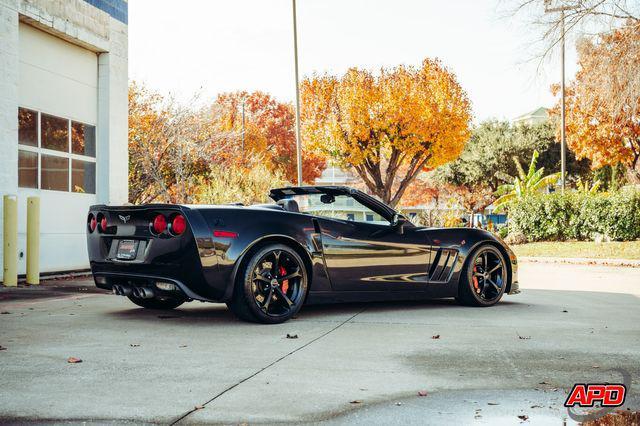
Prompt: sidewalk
<box><xmin>0</xmin><ymin>276</ymin><xmax>106</xmax><ymax>304</ymax></box>
<box><xmin>519</xmin><ymin>256</ymin><xmax>640</xmax><ymax>268</ymax></box>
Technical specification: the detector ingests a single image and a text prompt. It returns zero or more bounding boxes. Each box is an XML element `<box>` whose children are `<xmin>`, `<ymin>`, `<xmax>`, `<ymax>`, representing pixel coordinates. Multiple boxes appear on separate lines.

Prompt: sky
<box><xmin>128</xmin><ymin>0</ymin><xmax>579</xmax><ymax>122</ymax></box>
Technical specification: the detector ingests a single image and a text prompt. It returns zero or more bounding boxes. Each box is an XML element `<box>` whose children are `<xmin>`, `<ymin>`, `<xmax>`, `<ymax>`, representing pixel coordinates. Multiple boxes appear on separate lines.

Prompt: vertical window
<box><xmin>18</xmin><ymin>108</ymin><xmax>38</xmax><ymax>147</ymax></box>
<box><xmin>18</xmin><ymin>150</ymin><xmax>38</xmax><ymax>188</ymax></box>
<box><xmin>41</xmin><ymin>155</ymin><xmax>69</xmax><ymax>191</ymax></box>
<box><xmin>41</xmin><ymin>113</ymin><xmax>69</xmax><ymax>152</ymax></box>
<box><xmin>40</xmin><ymin>114</ymin><xmax>69</xmax><ymax>152</ymax></box>
<box><xmin>71</xmin><ymin>122</ymin><xmax>96</xmax><ymax>157</ymax></box>
<box><xmin>17</xmin><ymin>108</ymin><xmax>96</xmax><ymax>194</ymax></box>
<box><xmin>71</xmin><ymin>160</ymin><xmax>96</xmax><ymax>193</ymax></box>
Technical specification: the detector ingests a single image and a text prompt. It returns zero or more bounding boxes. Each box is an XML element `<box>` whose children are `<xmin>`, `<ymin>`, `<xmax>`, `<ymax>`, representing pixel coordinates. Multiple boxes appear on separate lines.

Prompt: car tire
<box><xmin>127</xmin><ymin>295</ymin><xmax>185</xmax><ymax>310</ymax></box>
<box><xmin>456</xmin><ymin>244</ymin><xmax>507</xmax><ymax>307</ymax></box>
<box><xmin>227</xmin><ymin>243</ymin><xmax>308</xmax><ymax>324</ymax></box>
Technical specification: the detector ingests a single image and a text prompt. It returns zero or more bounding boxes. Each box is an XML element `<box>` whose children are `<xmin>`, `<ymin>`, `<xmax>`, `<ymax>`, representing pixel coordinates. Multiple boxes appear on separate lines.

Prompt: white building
<box><xmin>0</xmin><ymin>0</ymin><xmax>128</xmax><ymax>280</ymax></box>
<box><xmin>512</xmin><ymin>107</ymin><xmax>550</xmax><ymax>125</ymax></box>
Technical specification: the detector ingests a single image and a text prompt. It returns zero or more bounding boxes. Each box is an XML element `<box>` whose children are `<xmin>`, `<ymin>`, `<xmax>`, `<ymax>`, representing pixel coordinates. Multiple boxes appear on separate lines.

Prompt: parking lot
<box><xmin>1</xmin><ymin>262</ymin><xmax>639</xmax><ymax>424</ymax></box>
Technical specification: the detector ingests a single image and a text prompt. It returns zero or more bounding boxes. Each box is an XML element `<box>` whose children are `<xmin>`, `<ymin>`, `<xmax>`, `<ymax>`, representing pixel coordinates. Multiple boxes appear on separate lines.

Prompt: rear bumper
<box><xmin>92</xmin><ymin>271</ymin><xmax>215</xmax><ymax>302</ymax></box>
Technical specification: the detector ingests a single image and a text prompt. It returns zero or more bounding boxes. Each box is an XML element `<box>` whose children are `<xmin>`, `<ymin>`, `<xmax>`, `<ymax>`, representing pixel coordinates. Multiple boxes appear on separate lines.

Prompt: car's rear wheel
<box><xmin>127</xmin><ymin>295</ymin><xmax>185</xmax><ymax>310</ymax></box>
<box><xmin>227</xmin><ymin>244</ymin><xmax>308</xmax><ymax>324</ymax></box>
<box><xmin>456</xmin><ymin>244</ymin><xmax>507</xmax><ymax>307</ymax></box>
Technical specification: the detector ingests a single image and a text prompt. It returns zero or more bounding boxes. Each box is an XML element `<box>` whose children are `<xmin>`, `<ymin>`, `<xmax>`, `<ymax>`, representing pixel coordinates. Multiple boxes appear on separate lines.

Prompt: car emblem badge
<box><xmin>119</xmin><ymin>214</ymin><xmax>131</xmax><ymax>223</ymax></box>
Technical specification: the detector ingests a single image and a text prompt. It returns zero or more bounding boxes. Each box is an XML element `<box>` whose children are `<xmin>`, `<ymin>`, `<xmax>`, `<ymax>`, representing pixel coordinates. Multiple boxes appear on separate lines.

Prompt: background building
<box><xmin>512</xmin><ymin>107</ymin><xmax>550</xmax><ymax>125</ymax></box>
<box><xmin>0</xmin><ymin>0</ymin><xmax>128</xmax><ymax>280</ymax></box>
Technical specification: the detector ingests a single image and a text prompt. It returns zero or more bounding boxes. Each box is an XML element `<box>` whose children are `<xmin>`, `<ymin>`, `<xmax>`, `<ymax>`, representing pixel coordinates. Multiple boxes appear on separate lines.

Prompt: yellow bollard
<box><xmin>26</xmin><ymin>196</ymin><xmax>40</xmax><ymax>285</ymax></box>
<box><xmin>3</xmin><ymin>195</ymin><xmax>18</xmax><ymax>286</ymax></box>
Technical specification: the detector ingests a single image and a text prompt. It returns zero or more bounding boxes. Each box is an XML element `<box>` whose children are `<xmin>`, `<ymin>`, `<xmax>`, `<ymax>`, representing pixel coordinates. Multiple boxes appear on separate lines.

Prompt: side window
<box><xmin>292</xmin><ymin>194</ymin><xmax>389</xmax><ymax>225</ymax></box>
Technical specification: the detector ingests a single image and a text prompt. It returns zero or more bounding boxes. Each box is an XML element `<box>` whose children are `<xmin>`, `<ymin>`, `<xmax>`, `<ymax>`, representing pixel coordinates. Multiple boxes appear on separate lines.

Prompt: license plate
<box><xmin>116</xmin><ymin>239</ymin><xmax>139</xmax><ymax>260</ymax></box>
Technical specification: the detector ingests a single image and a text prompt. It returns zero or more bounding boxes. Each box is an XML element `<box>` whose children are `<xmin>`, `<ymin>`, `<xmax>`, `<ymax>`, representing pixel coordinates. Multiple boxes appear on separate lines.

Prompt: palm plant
<box><xmin>576</xmin><ymin>177</ymin><xmax>602</xmax><ymax>194</ymax></box>
<box><xmin>493</xmin><ymin>150</ymin><xmax>561</xmax><ymax>212</ymax></box>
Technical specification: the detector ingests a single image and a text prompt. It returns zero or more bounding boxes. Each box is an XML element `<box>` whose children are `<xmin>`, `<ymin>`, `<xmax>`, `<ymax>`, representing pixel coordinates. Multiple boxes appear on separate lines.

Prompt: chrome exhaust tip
<box><xmin>137</xmin><ymin>287</ymin><xmax>154</xmax><ymax>299</ymax></box>
<box><xmin>119</xmin><ymin>286</ymin><xmax>132</xmax><ymax>297</ymax></box>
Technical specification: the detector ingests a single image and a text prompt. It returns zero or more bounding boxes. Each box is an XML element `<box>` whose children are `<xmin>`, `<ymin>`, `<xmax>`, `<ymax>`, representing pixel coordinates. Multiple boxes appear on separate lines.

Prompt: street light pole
<box><xmin>292</xmin><ymin>0</ymin><xmax>303</xmax><ymax>186</ymax></box>
<box><xmin>545</xmin><ymin>1</ymin><xmax>577</xmax><ymax>193</ymax></box>
<box><xmin>241</xmin><ymin>98</ymin><xmax>245</xmax><ymax>157</ymax></box>
<box><xmin>560</xmin><ymin>10</ymin><xmax>566</xmax><ymax>193</ymax></box>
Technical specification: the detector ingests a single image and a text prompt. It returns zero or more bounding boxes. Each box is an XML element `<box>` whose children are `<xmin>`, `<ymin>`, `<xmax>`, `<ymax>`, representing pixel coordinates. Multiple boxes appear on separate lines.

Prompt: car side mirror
<box><xmin>392</xmin><ymin>213</ymin><xmax>408</xmax><ymax>234</ymax></box>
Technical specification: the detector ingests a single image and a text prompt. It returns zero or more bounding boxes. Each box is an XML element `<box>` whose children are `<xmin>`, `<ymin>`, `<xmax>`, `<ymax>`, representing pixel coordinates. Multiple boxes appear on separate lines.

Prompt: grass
<box><xmin>511</xmin><ymin>241</ymin><xmax>640</xmax><ymax>260</ymax></box>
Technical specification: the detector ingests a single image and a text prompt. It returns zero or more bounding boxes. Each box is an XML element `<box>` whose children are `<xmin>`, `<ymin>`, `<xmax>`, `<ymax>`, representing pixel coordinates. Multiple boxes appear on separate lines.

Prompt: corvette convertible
<box><xmin>87</xmin><ymin>186</ymin><xmax>519</xmax><ymax>323</ymax></box>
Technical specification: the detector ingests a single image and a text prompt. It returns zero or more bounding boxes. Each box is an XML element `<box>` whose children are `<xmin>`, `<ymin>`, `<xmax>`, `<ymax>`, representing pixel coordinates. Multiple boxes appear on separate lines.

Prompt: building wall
<box><xmin>0</xmin><ymin>0</ymin><xmax>128</xmax><ymax>280</ymax></box>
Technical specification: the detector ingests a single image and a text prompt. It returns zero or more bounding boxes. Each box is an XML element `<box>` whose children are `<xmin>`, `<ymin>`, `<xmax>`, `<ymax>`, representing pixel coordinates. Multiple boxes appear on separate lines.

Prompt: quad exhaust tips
<box><xmin>112</xmin><ymin>285</ymin><xmax>153</xmax><ymax>298</ymax></box>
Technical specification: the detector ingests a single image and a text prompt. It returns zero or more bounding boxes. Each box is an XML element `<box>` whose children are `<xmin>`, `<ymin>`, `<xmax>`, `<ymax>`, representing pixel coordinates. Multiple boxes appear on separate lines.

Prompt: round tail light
<box><xmin>171</xmin><ymin>214</ymin><xmax>186</xmax><ymax>235</ymax></box>
<box><xmin>100</xmin><ymin>216</ymin><xmax>108</xmax><ymax>233</ymax></box>
<box><xmin>152</xmin><ymin>214</ymin><xmax>167</xmax><ymax>234</ymax></box>
<box><xmin>88</xmin><ymin>214</ymin><xmax>96</xmax><ymax>233</ymax></box>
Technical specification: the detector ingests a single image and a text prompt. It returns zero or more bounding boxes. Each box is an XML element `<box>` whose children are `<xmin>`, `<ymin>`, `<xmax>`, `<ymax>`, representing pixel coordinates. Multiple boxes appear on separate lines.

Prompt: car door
<box><xmin>316</xmin><ymin>213</ymin><xmax>432</xmax><ymax>292</ymax></box>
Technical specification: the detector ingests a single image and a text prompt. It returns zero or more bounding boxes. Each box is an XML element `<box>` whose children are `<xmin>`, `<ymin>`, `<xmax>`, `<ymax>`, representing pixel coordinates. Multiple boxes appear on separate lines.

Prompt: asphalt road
<box><xmin>0</xmin><ymin>262</ymin><xmax>639</xmax><ymax>425</ymax></box>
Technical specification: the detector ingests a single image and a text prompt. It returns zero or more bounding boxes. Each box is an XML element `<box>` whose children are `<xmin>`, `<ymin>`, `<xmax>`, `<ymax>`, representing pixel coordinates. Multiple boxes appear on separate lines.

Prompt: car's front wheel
<box><xmin>227</xmin><ymin>243</ymin><xmax>308</xmax><ymax>324</ymax></box>
<box><xmin>456</xmin><ymin>244</ymin><xmax>507</xmax><ymax>307</ymax></box>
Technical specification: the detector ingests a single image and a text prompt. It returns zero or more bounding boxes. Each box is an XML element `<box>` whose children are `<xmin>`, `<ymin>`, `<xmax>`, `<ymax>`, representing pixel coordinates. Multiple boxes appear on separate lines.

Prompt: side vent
<box><xmin>428</xmin><ymin>248</ymin><xmax>459</xmax><ymax>283</ymax></box>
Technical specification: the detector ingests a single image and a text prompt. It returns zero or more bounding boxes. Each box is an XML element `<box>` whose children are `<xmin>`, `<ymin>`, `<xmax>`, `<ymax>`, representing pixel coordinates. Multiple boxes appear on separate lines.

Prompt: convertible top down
<box><xmin>87</xmin><ymin>186</ymin><xmax>519</xmax><ymax>323</ymax></box>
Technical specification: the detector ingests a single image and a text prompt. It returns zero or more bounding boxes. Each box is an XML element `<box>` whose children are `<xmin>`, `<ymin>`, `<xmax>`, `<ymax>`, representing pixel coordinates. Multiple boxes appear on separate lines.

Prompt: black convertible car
<box><xmin>87</xmin><ymin>186</ymin><xmax>519</xmax><ymax>323</ymax></box>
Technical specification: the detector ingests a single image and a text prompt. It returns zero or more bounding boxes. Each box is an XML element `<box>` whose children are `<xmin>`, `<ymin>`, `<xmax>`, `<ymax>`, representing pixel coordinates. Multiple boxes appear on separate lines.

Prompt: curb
<box><xmin>519</xmin><ymin>256</ymin><xmax>640</xmax><ymax>268</ymax></box>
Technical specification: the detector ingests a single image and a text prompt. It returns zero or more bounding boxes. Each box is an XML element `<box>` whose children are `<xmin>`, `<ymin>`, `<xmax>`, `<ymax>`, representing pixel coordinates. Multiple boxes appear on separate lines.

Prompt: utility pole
<box><xmin>292</xmin><ymin>0</ymin><xmax>303</xmax><ymax>186</ymax></box>
<box><xmin>241</xmin><ymin>98</ymin><xmax>245</xmax><ymax>157</ymax></box>
<box><xmin>560</xmin><ymin>10</ymin><xmax>566</xmax><ymax>192</ymax></box>
<box><xmin>545</xmin><ymin>0</ymin><xmax>577</xmax><ymax>193</ymax></box>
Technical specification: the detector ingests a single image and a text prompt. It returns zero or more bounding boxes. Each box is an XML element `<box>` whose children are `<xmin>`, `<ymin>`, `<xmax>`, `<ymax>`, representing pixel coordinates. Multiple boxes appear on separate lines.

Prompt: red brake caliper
<box><xmin>279</xmin><ymin>266</ymin><xmax>289</xmax><ymax>294</ymax></box>
<box><xmin>472</xmin><ymin>266</ymin><xmax>480</xmax><ymax>293</ymax></box>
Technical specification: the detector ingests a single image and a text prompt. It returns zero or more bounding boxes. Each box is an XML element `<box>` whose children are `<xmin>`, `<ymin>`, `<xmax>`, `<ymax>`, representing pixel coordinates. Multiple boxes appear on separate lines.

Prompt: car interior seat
<box><xmin>277</xmin><ymin>199</ymin><xmax>300</xmax><ymax>213</ymax></box>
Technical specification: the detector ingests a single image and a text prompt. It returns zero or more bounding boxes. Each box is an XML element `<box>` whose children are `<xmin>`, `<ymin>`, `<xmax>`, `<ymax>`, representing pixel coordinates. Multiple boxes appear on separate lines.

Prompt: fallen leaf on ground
<box><xmin>538</xmin><ymin>381</ymin><xmax>549</xmax><ymax>385</ymax></box>
<box><xmin>531</xmin><ymin>405</ymin><xmax>542</xmax><ymax>408</ymax></box>
<box><xmin>67</xmin><ymin>357</ymin><xmax>82</xmax><ymax>363</ymax></box>
<box><xmin>431</xmin><ymin>334</ymin><xmax>440</xmax><ymax>339</ymax></box>
<box><xmin>179</xmin><ymin>345</ymin><xmax>187</xmax><ymax>348</ymax></box>
<box><xmin>395</xmin><ymin>402</ymin><xmax>402</xmax><ymax>406</ymax></box>
<box><xmin>350</xmin><ymin>400</ymin><xmax>362</xmax><ymax>404</ymax></box>
<box><xmin>487</xmin><ymin>402</ymin><xmax>499</xmax><ymax>405</ymax></box>
<box><xmin>562</xmin><ymin>310</ymin><xmax>568</xmax><ymax>313</ymax></box>
<box><xmin>418</xmin><ymin>390</ymin><xmax>428</xmax><ymax>397</ymax></box>
<box><xmin>518</xmin><ymin>414</ymin><xmax>529</xmax><ymax>421</ymax></box>
<box><xmin>0</xmin><ymin>311</ymin><xmax>10</xmax><ymax>315</ymax></box>
<box><xmin>517</xmin><ymin>334</ymin><xmax>531</xmax><ymax>340</ymax></box>
<box><xmin>592</xmin><ymin>365</ymin><xmax>600</xmax><ymax>368</ymax></box>
<box><xmin>286</xmin><ymin>334</ymin><xmax>298</xmax><ymax>339</ymax></box>
<box><xmin>194</xmin><ymin>405</ymin><xmax>204</xmax><ymax>410</ymax></box>
<box><xmin>0</xmin><ymin>345</ymin><xmax>7</xmax><ymax>351</ymax></box>
<box><xmin>130</xmin><ymin>344</ymin><xmax>140</xmax><ymax>347</ymax></box>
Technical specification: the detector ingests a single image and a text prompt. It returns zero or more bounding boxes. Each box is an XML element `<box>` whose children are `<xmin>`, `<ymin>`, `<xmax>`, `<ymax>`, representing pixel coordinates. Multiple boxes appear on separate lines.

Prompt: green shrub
<box><xmin>497</xmin><ymin>226</ymin><xmax>509</xmax><ymax>239</ymax></box>
<box><xmin>507</xmin><ymin>189</ymin><xmax>640</xmax><ymax>242</ymax></box>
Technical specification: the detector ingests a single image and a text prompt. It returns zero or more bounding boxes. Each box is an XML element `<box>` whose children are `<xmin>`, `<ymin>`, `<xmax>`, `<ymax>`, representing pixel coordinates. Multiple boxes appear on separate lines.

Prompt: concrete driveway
<box><xmin>1</xmin><ymin>263</ymin><xmax>639</xmax><ymax>425</ymax></box>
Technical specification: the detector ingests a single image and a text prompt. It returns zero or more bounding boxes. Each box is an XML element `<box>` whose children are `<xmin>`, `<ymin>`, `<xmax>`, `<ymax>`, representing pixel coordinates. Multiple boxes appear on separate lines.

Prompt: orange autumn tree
<box><xmin>215</xmin><ymin>91</ymin><xmax>326</xmax><ymax>183</ymax></box>
<box><xmin>301</xmin><ymin>58</ymin><xmax>472</xmax><ymax>207</ymax></box>
<box><xmin>555</xmin><ymin>23</ymin><xmax>640</xmax><ymax>182</ymax></box>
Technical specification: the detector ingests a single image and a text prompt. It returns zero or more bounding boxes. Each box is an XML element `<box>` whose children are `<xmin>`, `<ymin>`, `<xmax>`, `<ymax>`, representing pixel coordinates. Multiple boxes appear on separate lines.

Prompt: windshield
<box><xmin>284</xmin><ymin>193</ymin><xmax>389</xmax><ymax>225</ymax></box>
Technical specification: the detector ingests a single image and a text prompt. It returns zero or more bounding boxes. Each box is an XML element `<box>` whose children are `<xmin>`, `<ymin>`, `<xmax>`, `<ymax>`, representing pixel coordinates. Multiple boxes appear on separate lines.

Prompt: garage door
<box><xmin>17</xmin><ymin>22</ymin><xmax>99</xmax><ymax>273</ymax></box>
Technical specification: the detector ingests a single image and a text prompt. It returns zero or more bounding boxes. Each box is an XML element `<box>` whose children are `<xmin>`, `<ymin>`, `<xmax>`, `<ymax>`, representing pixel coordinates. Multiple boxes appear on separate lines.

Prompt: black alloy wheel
<box><xmin>457</xmin><ymin>245</ymin><xmax>507</xmax><ymax>307</ymax></box>
<box><xmin>227</xmin><ymin>244</ymin><xmax>308</xmax><ymax>324</ymax></box>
